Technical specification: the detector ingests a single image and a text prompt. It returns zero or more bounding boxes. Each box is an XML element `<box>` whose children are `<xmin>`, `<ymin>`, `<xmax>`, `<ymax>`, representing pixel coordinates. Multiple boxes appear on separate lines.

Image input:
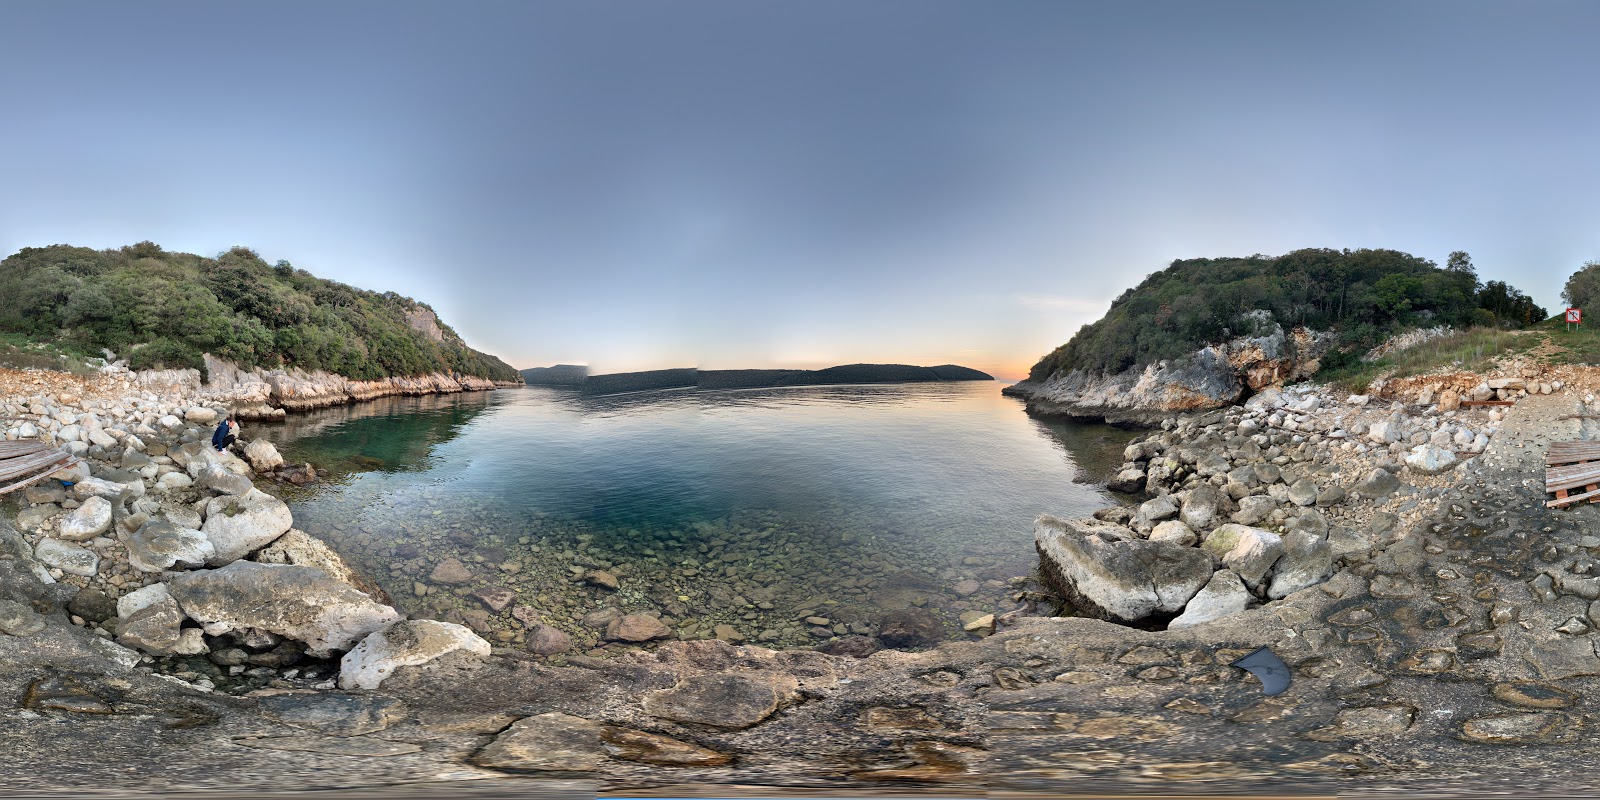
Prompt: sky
<box><xmin>5</xmin><ymin>1</ymin><xmax>1600</xmax><ymax>380</ymax></box>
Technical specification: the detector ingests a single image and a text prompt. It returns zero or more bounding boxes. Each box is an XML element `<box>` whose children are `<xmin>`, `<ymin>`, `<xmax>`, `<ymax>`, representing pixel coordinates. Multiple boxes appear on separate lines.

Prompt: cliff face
<box><xmin>1005</xmin><ymin>324</ymin><xmax>1332</xmax><ymax>424</ymax></box>
<box><xmin>132</xmin><ymin>354</ymin><xmax>514</xmax><ymax>419</ymax></box>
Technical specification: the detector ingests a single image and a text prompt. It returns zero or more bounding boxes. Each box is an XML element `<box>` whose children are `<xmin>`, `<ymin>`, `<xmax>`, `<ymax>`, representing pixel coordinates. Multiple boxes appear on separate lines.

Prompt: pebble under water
<box><xmin>252</xmin><ymin>382</ymin><xmax>1137</xmax><ymax>654</ymax></box>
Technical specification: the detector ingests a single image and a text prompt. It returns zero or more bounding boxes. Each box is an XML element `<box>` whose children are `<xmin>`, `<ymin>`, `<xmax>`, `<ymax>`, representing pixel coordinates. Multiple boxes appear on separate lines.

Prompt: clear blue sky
<box><xmin>4</xmin><ymin>1</ymin><xmax>1600</xmax><ymax>379</ymax></box>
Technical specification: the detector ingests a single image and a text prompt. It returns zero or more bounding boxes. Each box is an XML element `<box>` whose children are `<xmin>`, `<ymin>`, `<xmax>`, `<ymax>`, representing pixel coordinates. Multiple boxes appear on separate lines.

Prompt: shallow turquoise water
<box><xmin>253</xmin><ymin>382</ymin><xmax>1136</xmax><ymax>650</ymax></box>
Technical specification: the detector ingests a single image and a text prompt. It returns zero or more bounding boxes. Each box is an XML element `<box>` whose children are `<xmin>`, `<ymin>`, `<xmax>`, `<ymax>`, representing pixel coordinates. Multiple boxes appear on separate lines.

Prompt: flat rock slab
<box><xmin>600</xmin><ymin>726</ymin><xmax>732</xmax><ymax>767</ymax></box>
<box><xmin>256</xmin><ymin>692</ymin><xmax>408</xmax><ymax>736</ymax></box>
<box><xmin>169</xmin><ymin>562</ymin><xmax>400</xmax><ymax>657</ymax></box>
<box><xmin>233</xmin><ymin>735</ymin><xmax>422</xmax><ymax>757</ymax></box>
<box><xmin>1034</xmin><ymin>515</ymin><xmax>1211</xmax><ymax>623</ymax></box>
<box><xmin>474</xmin><ymin>712</ymin><xmax>605</xmax><ymax>772</ymax></box>
<box><xmin>642</xmin><ymin>671</ymin><xmax>799</xmax><ymax>728</ymax></box>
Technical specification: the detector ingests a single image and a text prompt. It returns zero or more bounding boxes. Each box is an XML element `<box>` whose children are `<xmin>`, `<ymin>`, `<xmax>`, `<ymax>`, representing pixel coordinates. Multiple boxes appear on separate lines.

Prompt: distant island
<box><xmin>518</xmin><ymin>363</ymin><xmax>993</xmax><ymax>395</ymax></box>
<box><xmin>519</xmin><ymin>364</ymin><xmax>588</xmax><ymax>386</ymax></box>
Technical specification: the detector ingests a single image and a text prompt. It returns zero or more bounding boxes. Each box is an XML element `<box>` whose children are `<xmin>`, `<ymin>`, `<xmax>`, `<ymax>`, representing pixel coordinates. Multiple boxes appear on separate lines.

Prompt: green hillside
<box><xmin>1027</xmin><ymin>248</ymin><xmax>1545</xmax><ymax>381</ymax></box>
<box><xmin>0</xmin><ymin>242</ymin><xmax>519</xmax><ymax>382</ymax></box>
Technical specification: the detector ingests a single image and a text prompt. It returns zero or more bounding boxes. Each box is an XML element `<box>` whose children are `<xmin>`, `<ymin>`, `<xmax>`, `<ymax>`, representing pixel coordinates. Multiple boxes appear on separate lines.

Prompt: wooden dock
<box><xmin>1546</xmin><ymin>441</ymin><xmax>1600</xmax><ymax>508</ymax></box>
<box><xmin>0</xmin><ymin>440</ymin><xmax>80</xmax><ymax>497</ymax></box>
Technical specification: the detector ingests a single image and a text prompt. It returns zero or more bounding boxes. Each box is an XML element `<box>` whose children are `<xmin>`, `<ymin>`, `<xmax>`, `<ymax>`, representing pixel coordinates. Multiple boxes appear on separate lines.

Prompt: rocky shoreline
<box><xmin>8</xmin><ymin>358</ymin><xmax>1600</xmax><ymax>794</ymax></box>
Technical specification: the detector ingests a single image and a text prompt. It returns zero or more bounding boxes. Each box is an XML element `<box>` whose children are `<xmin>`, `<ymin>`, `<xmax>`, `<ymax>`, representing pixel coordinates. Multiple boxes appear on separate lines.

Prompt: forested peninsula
<box><xmin>0</xmin><ymin>242</ymin><xmax>519</xmax><ymax>383</ymax></box>
<box><xmin>1009</xmin><ymin>248</ymin><xmax>1547</xmax><ymax>422</ymax></box>
<box><xmin>571</xmin><ymin>363</ymin><xmax>994</xmax><ymax>395</ymax></box>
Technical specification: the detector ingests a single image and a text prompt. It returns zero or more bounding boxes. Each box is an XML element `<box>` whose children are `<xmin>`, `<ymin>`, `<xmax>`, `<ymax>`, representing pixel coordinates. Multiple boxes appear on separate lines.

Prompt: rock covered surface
<box><xmin>10</xmin><ymin>365</ymin><xmax>1600</xmax><ymax>795</ymax></box>
<box><xmin>1038</xmin><ymin>382</ymin><xmax>1502</xmax><ymax>628</ymax></box>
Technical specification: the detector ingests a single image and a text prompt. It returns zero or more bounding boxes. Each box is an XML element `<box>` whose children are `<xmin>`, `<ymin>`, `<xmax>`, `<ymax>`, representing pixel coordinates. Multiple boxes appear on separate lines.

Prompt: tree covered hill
<box><xmin>0</xmin><ymin>242</ymin><xmax>520</xmax><ymax>382</ymax></box>
<box><xmin>1027</xmin><ymin>248</ymin><xmax>1546</xmax><ymax>381</ymax></box>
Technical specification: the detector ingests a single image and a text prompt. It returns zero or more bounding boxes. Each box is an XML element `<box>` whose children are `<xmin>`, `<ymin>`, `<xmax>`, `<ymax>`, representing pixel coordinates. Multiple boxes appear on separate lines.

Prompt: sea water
<box><xmin>253</xmin><ymin>382</ymin><xmax>1137</xmax><ymax>651</ymax></box>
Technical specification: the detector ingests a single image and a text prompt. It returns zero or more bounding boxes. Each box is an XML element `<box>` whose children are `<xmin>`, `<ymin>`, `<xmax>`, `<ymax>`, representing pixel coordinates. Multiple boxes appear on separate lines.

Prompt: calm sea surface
<box><xmin>253</xmin><ymin>382</ymin><xmax>1137</xmax><ymax>651</ymax></box>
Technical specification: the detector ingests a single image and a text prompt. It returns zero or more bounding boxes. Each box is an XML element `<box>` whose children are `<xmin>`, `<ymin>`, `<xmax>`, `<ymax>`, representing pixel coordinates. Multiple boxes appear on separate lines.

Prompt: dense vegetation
<box><xmin>0</xmin><ymin>242</ymin><xmax>519</xmax><ymax>381</ymax></box>
<box><xmin>520</xmin><ymin>364</ymin><xmax>589</xmax><ymax>386</ymax></box>
<box><xmin>1027</xmin><ymin>248</ymin><xmax>1546</xmax><ymax>381</ymax></box>
<box><xmin>1563</xmin><ymin>260</ymin><xmax>1600</xmax><ymax>312</ymax></box>
<box><xmin>575</xmin><ymin>364</ymin><xmax>993</xmax><ymax>394</ymax></box>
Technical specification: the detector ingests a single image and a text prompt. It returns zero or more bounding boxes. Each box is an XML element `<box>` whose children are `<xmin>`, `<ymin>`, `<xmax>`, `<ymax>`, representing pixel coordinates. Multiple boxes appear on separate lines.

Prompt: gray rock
<box><xmin>116</xmin><ymin>594</ymin><xmax>186</xmax><ymax>655</ymax></box>
<box><xmin>1405</xmin><ymin>445</ymin><xmax>1458</xmax><ymax>475</ymax></box>
<box><xmin>1169</xmin><ymin>570</ymin><xmax>1250</xmax><ymax>629</ymax></box>
<box><xmin>1286</xmin><ymin>478</ymin><xmax>1318</xmax><ymax>507</ymax></box>
<box><xmin>169</xmin><ymin>562</ymin><xmax>400</xmax><ymax>657</ymax></box>
<box><xmin>1315</xmin><ymin>485</ymin><xmax>1347</xmax><ymax>507</ymax></box>
<box><xmin>473</xmin><ymin>713</ymin><xmax>605</xmax><ymax>772</ymax></box>
<box><xmin>197</xmin><ymin>464</ymin><xmax>253</xmax><ymax>496</ymax></box>
<box><xmin>243</xmin><ymin>439</ymin><xmax>284</xmax><ymax>472</ymax></box>
<box><xmin>57</xmin><ymin>496</ymin><xmax>113</xmax><ymax>541</ymax></box>
<box><xmin>33</xmin><ymin>538</ymin><xmax>100</xmax><ymax>577</ymax></box>
<box><xmin>1034</xmin><ymin>515</ymin><xmax>1212</xmax><ymax>624</ymax></box>
<box><xmin>1135</xmin><ymin>495</ymin><xmax>1179</xmax><ymax>530</ymax></box>
<box><xmin>117</xmin><ymin>582</ymin><xmax>173</xmax><ymax>619</ymax></box>
<box><xmin>1106</xmin><ymin>467</ymin><xmax>1146</xmax><ymax>493</ymax></box>
<box><xmin>642</xmin><ymin>671</ymin><xmax>799</xmax><ymax>729</ymax></box>
<box><xmin>125</xmin><ymin>519</ymin><xmax>215</xmax><ymax>572</ymax></box>
<box><xmin>1179</xmin><ymin>486</ymin><xmax>1222</xmax><ymax>530</ymax></box>
<box><xmin>1231</xmin><ymin>495</ymin><xmax>1278</xmax><ymax>526</ymax></box>
<box><xmin>0</xmin><ymin>598</ymin><xmax>47</xmax><ymax>636</ymax></box>
<box><xmin>200</xmin><ymin>488</ymin><xmax>293</xmax><ymax>564</ymax></box>
<box><xmin>1251</xmin><ymin>463</ymin><xmax>1282</xmax><ymax>484</ymax></box>
<box><xmin>15</xmin><ymin>504</ymin><xmax>60</xmax><ymax>533</ymax></box>
<box><xmin>338</xmin><ymin>619</ymin><xmax>491</xmax><ymax>690</ymax></box>
<box><xmin>1201</xmin><ymin>524</ymin><xmax>1285</xmax><ymax>590</ymax></box>
<box><xmin>1267</xmin><ymin>530</ymin><xmax>1333</xmax><ymax>599</ymax></box>
<box><xmin>1353</xmin><ymin>468</ymin><xmax>1401</xmax><ymax>499</ymax></box>
<box><xmin>1149</xmin><ymin>519</ymin><xmax>1196</xmax><ymax>547</ymax></box>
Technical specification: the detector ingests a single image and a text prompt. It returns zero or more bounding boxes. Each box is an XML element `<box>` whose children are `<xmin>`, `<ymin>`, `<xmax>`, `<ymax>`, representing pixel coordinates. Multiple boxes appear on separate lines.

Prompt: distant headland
<box><xmin>518</xmin><ymin>363</ymin><xmax>994</xmax><ymax>395</ymax></box>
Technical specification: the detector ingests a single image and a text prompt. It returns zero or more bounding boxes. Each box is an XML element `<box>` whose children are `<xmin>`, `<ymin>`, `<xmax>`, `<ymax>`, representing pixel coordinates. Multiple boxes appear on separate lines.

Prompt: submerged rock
<box><xmin>1034</xmin><ymin>515</ymin><xmax>1212</xmax><ymax>624</ymax></box>
<box><xmin>876</xmin><ymin>608</ymin><xmax>944</xmax><ymax>649</ymax></box>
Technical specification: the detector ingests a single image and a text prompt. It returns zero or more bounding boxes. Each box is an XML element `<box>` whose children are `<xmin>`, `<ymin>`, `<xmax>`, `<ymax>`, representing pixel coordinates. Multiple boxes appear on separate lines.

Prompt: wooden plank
<box><xmin>0</xmin><ymin>451</ymin><xmax>71</xmax><ymax>483</ymax></box>
<box><xmin>1548</xmin><ymin>443</ymin><xmax>1600</xmax><ymax>453</ymax></box>
<box><xmin>0</xmin><ymin>457</ymin><xmax>78</xmax><ymax>496</ymax></box>
<box><xmin>1548</xmin><ymin>485</ymin><xmax>1600</xmax><ymax>507</ymax></box>
<box><xmin>1547</xmin><ymin>462</ymin><xmax>1600</xmax><ymax>479</ymax></box>
<box><xmin>1547</xmin><ymin>466</ymin><xmax>1600</xmax><ymax>490</ymax></box>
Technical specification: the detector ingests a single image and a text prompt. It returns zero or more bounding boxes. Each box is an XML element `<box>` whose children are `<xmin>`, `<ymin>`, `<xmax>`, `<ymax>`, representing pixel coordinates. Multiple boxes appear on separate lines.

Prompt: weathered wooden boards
<box><xmin>1547</xmin><ymin>441</ymin><xmax>1600</xmax><ymax>508</ymax></box>
<box><xmin>0</xmin><ymin>440</ymin><xmax>78</xmax><ymax>496</ymax></box>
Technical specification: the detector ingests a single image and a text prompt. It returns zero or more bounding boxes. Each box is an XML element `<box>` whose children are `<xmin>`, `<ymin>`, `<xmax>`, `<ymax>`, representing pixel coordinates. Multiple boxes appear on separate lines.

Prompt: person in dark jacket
<box><xmin>211</xmin><ymin>416</ymin><xmax>238</xmax><ymax>451</ymax></box>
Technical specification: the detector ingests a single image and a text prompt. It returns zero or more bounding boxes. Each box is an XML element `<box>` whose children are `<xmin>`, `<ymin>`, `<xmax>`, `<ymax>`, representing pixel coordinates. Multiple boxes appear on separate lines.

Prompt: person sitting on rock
<box><xmin>211</xmin><ymin>416</ymin><xmax>238</xmax><ymax>452</ymax></box>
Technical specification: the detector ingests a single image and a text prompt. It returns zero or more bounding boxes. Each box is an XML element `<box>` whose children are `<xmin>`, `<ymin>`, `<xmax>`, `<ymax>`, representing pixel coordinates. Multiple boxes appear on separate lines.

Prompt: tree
<box><xmin>1446</xmin><ymin>250</ymin><xmax>1475</xmax><ymax>278</ymax></box>
<box><xmin>1563</xmin><ymin>260</ymin><xmax>1600</xmax><ymax>310</ymax></box>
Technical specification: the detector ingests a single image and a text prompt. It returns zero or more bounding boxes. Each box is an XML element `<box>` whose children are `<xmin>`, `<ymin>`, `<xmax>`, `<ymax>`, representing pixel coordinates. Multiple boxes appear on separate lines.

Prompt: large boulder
<box><xmin>197</xmin><ymin>464</ymin><xmax>253</xmax><ymax>496</ymax></box>
<box><xmin>244</xmin><ymin>439</ymin><xmax>284</xmax><ymax>472</ymax></box>
<box><xmin>125</xmin><ymin>519</ymin><xmax>215</xmax><ymax>572</ymax></box>
<box><xmin>1179</xmin><ymin>486</ymin><xmax>1222</xmax><ymax>530</ymax></box>
<box><xmin>168</xmin><ymin>562</ymin><xmax>400</xmax><ymax>657</ymax></box>
<box><xmin>1169</xmin><ymin>569</ymin><xmax>1250</xmax><ymax>628</ymax></box>
<box><xmin>1034</xmin><ymin>515</ymin><xmax>1213</xmax><ymax>624</ymax></box>
<box><xmin>56</xmin><ymin>496</ymin><xmax>112</xmax><ymax>541</ymax></box>
<box><xmin>200</xmin><ymin>488</ymin><xmax>293</xmax><ymax>564</ymax></box>
<box><xmin>338</xmin><ymin>619</ymin><xmax>491</xmax><ymax>690</ymax></box>
<box><xmin>1201</xmin><ymin>524</ymin><xmax>1285</xmax><ymax>591</ymax></box>
<box><xmin>253</xmin><ymin>530</ymin><xmax>382</xmax><ymax>598</ymax></box>
<box><xmin>1267</xmin><ymin>530</ymin><xmax>1334</xmax><ymax>599</ymax></box>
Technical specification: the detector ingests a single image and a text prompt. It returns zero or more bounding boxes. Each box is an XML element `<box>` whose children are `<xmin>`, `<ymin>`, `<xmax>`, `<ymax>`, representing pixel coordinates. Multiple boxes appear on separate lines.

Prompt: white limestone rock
<box><xmin>57</xmin><ymin>496</ymin><xmax>113</xmax><ymax>541</ymax></box>
<box><xmin>339</xmin><ymin>619</ymin><xmax>492</xmax><ymax>690</ymax></box>
<box><xmin>168</xmin><ymin>562</ymin><xmax>400</xmax><ymax>658</ymax></box>
<box><xmin>200</xmin><ymin>488</ymin><xmax>293</xmax><ymax>565</ymax></box>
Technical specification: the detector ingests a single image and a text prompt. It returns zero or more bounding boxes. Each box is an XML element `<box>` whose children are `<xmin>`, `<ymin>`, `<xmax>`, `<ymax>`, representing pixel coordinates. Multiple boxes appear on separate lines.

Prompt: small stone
<box><xmin>604</xmin><ymin>614</ymin><xmax>671</xmax><ymax>642</ymax></box>
<box><xmin>428</xmin><ymin>557</ymin><xmax>473</xmax><ymax>585</ymax></box>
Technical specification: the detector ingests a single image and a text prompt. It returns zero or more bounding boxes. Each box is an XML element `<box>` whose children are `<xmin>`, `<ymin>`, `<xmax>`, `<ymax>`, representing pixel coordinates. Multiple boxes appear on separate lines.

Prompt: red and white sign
<box><xmin>1568</xmin><ymin>308</ymin><xmax>1583</xmax><ymax>324</ymax></box>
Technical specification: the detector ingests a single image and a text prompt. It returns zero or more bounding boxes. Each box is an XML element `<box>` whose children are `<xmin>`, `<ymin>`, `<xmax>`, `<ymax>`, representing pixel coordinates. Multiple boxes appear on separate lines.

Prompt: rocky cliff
<box><xmin>130</xmin><ymin>354</ymin><xmax>516</xmax><ymax>420</ymax></box>
<box><xmin>1005</xmin><ymin>322</ymin><xmax>1332</xmax><ymax>424</ymax></box>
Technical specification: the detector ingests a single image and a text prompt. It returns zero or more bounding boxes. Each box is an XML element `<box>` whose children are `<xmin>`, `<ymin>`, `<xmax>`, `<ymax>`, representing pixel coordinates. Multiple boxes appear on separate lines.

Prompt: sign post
<box><xmin>1568</xmin><ymin>307</ymin><xmax>1582</xmax><ymax>331</ymax></box>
